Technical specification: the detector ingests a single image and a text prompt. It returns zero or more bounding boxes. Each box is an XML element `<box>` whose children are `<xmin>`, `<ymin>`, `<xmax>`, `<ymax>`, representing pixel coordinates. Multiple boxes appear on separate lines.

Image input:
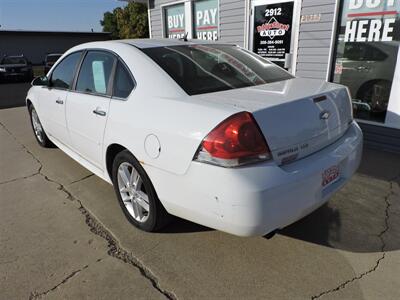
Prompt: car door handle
<box><xmin>93</xmin><ymin>108</ymin><xmax>106</xmax><ymax>117</ymax></box>
<box><xmin>55</xmin><ymin>99</ymin><xmax>64</xmax><ymax>105</ymax></box>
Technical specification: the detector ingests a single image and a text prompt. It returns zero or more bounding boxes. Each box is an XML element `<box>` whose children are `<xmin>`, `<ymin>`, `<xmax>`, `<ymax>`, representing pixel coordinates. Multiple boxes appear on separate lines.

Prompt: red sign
<box><xmin>322</xmin><ymin>165</ymin><xmax>340</xmax><ymax>187</ymax></box>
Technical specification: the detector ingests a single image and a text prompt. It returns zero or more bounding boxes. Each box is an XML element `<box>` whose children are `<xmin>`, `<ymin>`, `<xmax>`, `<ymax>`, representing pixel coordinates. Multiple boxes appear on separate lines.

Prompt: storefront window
<box><xmin>193</xmin><ymin>0</ymin><xmax>219</xmax><ymax>41</ymax></box>
<box><xmin>164</xmin><ymin>3</ymin><xmax>186</xmax><ymax>39</ymax></box>
<box><xmin>332</xmin><ymin>0</ymin><xmax>400</xmax><ymax>123</ymax></box>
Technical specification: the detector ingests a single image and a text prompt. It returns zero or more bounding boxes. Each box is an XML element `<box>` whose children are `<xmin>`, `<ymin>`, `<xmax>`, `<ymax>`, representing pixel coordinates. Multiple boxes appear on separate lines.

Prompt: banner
<box><xmin>344</xmin><ymin>0</ymin><xmax>399</xmax><ymax>42</ymax></box>
<box><xmin>165</xmin><ymin>4</ymin><xmax>185</xmax><ymax>39</ymax></box>
<box><xmin>194</xmin><ymin>0</ymin><xmax>219</xmax><ymax>41</ymax></box>
<box><xmin>252</xmin><ymin>2</ymin><xmax>294</xmax><ymax>64</ymax></box>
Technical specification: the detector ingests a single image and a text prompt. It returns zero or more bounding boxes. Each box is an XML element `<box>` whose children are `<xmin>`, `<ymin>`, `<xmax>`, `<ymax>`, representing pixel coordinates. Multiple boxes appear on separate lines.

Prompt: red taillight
<box><xmin>195</xmin><ymin>112</ymin><xmax>271</xmax><ymax>167</ymax></box>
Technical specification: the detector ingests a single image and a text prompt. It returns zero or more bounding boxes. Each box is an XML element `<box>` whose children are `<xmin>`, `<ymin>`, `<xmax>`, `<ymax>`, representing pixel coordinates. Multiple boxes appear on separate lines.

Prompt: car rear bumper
<box><xmin>150</xmin><ymin>121</ymin><xmax>363</xmax><ymax>237</ymax></box>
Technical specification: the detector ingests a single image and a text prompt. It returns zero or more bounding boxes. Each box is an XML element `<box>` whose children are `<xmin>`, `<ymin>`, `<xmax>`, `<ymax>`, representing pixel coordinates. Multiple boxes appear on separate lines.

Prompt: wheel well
<box><xmin>26</xmin><ymin>99</ymin><xmax>32</xmax><ymax>109</ymax></box>
<box><xmin>106</xmin><ymin>144</ymin><xmax>126</xmax><ymax>180</ymax></box>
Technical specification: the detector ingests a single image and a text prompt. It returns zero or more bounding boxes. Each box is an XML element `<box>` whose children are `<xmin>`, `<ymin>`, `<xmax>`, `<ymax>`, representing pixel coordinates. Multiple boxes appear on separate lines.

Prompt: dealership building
<box><xmin>147</xmin><ymin>0</ymin><xmax>400</xmax><ymax>152</ymax></box>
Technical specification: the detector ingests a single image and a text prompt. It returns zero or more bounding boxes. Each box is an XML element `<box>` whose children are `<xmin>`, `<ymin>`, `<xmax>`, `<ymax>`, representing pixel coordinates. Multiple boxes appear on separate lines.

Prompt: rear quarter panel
<box><xmin>102</xmin><ymin>44</ymin><xmax>239</xmax><ymax>176</ymax></box>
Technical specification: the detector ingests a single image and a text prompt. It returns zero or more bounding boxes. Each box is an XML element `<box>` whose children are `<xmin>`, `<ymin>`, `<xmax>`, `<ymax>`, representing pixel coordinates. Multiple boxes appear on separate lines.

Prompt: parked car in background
<box><xmin>334</xmin><ymin>41</ymin><xmax>397</xmax><ymax>122</ymax></box>
<box><xmin>44</xmin><ymin>53</ymin><xmax>63</xmax><ymax>74</ymax></box>
<box><xmin>26</xmin><ymin>39</ymin><xmax>363</xmax><ymax>237</ymax></box>
<box><xmin>0</xmin><ymin>55</ymin><xmax>34</xmax><ymax>83</ymax></box>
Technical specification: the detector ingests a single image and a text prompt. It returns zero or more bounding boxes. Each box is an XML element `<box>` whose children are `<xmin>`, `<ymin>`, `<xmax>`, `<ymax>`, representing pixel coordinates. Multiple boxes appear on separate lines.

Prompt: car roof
<box><xmin>120</xmin><ymin>38</ymin><xmax>233</xmax><ymax>49</ymax></box>
<box><xmin>78</xmin><ymin>38</ymin><xmax>232</xmax><ymax>50</ymax></box>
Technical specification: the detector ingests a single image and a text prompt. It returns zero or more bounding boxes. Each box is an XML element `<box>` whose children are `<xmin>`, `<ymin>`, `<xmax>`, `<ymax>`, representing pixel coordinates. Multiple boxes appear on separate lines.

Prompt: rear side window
<box><xmin>51</xmin><ymin>52</ymin><xmax>82</xmax><ymax>89</ymax></box>
<box><xmin>113</xmin><ymin>61</ymin><xmax>134</xmax><ymax>98</ymax></box>
<box><xmin>76</xmin><ymin>51</ymin><xmax>115</xmax><ymax>95</ymax></box>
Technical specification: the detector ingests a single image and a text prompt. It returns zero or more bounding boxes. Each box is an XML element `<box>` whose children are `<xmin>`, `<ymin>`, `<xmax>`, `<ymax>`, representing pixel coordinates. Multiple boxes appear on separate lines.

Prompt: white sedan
<box><xmin>26</xmin><ymin>39</ymin><xmax>363</xmax><ymax>237</ymax></box>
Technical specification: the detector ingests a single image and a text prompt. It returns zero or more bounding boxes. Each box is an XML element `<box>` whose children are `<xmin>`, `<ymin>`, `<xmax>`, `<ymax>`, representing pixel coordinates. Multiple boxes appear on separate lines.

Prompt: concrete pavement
<box><xmin>0</xmin><ymin>83</ymin><xmax>30</xmax><ymax>109</ymax></box>
<box><xmin>0</xmin><ymin>107</ymin><xmax>399</xmax><ymax>299</ymax></box>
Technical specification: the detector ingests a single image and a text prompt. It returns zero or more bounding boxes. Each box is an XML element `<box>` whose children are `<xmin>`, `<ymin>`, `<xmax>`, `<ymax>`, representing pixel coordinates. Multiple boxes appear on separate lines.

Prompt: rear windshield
<box><xmin>46</xmin><ymin>55</ymin><xmax>62</xmax><ymax>63</ymax></box>
<box><xmin>142</xmin><ymin>44</ymin><xmax>293</xmax><ymax>95</ymax></box>
<box><xmin>1</xmin><ymin>57</ymin><xmax>27</xmax><ymax>65</ymax></box>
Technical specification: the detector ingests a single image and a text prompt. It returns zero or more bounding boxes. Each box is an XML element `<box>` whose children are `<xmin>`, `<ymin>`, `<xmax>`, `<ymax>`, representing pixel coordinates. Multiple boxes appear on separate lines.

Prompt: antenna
<box><xmin>179</xmin><ymin>32</ymin><xmax>189</xmax><ymax>42</ymax></box>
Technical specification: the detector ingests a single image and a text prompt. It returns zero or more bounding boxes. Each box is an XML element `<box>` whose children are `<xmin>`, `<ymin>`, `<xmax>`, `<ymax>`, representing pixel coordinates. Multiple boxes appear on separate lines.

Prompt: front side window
<box><xmin>332</xmin><ymin>0</ymin><xmax>400</xmax><ymax>123</ymax></box>
<box><xmin>142</xmin><ymin>44</ymin><xmax>293</xmax><ymax>95</ymax></box>
<box><xmin>113</xmin><ymin>61</ymin><xmax>135</xmax><ymax>98</ymax></box>
<box><xmin>50</xmin><ymin>52</ymin><xmax>82</xmax><ymax>89</ymax></box>
<box><xmin>76</xmin><ymin>51</ymin><xmax>115</xmax><ymax>95</ymax></box>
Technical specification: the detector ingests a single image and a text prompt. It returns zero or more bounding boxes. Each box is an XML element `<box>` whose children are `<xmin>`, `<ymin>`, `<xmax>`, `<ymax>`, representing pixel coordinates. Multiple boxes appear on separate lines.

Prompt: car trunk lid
<box><xmin>193</xmin><ymin>78</ymin><xmax>353</xmax><ymax>165</ymax></box>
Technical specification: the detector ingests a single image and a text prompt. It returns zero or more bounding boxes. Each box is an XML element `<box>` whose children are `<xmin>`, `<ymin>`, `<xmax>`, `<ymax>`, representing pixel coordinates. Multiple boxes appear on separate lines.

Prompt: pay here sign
<box><xmin>194</xmin><ymin>0</ymin><xmax>219</xmax><ymax>41</ymax></box>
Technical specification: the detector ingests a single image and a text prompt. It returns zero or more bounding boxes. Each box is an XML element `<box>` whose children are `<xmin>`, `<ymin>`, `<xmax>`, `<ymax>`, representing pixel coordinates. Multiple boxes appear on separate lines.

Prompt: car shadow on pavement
<box><xmin>159</xmin><ymin>217</ymin><xmax>213</xmax><ymax>234</ymax></box>
<box><xmin>157</xmin><ymin>149</ymin><xmax>400</xmax><ymax>252</ymax></box>
<box><xmin>280</xmin><ymin>148</ymin><xmax>400</xmax><ymax>253</ymax></box>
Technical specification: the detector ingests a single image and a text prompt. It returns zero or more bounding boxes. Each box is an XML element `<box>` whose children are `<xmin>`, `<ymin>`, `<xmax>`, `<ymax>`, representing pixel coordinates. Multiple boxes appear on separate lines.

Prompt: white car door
<box><xmin>66</xmin><ymin>50</ymin><xmax>116</xmax><ymax>169</ymax></box>
<box><xmin>40</xmin><ymin>51</ymin><xmax>83</xmax><ymax>144</ymax></box>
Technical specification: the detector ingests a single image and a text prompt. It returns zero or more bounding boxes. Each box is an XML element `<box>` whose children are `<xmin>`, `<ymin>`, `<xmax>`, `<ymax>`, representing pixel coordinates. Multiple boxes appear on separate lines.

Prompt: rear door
<box><xmin>40</xmin><ymin>51</ymin><xmax>83</xmax><ymax>144</ymax></box>
<box><xmin>66</xmin><ymin>50</ymin><xmax>116</xmax><ymax>169</ymax></box>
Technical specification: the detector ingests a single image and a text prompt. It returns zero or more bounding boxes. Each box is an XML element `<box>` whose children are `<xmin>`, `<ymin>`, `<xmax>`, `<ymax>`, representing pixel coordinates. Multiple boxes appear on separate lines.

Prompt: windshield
<box><xmin>46</xmin><ymin>55</ymin><xmax>62</xmax><ymax>63</ymax></box>
<box><xmin>1</xmin><ymin>57</ymin><xmax>27</xmax><ymax>65</ymax></box>
<box><xmin>142</xmin><ymin>44</ymin><xmax>293</xmax><ymax>95</ymax></box>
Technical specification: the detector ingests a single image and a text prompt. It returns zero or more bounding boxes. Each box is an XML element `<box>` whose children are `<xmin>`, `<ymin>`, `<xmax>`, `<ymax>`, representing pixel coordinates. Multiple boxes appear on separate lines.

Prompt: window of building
<box><xmin>164</xmin><ymin>3</ymin><xmax>186</xmax><ymax>39</ymax></box>
<box><xmin>163</xmin><ymin>1</ymin><xmax>219</xmax><ymax>41</ymax></box>
<box><xmin>76</xmin><ymin>51</ymin><xmax>115</xmax><ymax>95</ymax></box>
<box><xmin>193</xmin><ymin>0</ymin><xmax>219</xmax><ymax>41</ymax></box>
<box><xmin>331</xmin><ymin>0</ymin><xmax>400</xmax><ymax>124</ymax></box>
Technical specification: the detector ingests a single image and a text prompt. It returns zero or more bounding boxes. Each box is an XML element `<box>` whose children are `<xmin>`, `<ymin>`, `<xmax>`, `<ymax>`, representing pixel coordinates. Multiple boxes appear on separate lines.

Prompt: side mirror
<box><xmin>32</xmin><ymin>76</ymin><xmax>49</xmax><ymax>87</ymax></box>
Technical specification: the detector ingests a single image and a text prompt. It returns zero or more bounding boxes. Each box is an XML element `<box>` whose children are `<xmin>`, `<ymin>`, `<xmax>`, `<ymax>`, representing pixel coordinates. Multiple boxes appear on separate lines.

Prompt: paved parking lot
<box><xmin>0</xmin><ymin>105</ymin><xmax>399</xmax><ymax>299</ymax></box>
<box><xmin>0</xmin><ymin>82</ymin><xmax>30</xmax><ymax>109</ymax></box>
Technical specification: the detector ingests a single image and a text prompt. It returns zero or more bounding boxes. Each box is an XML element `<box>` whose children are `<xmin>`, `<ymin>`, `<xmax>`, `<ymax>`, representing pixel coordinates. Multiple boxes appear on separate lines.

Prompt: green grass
<box><xmin>33</xmin><ymin>66</ymin><xmax>44</xmax><ymax>77</ymax></box>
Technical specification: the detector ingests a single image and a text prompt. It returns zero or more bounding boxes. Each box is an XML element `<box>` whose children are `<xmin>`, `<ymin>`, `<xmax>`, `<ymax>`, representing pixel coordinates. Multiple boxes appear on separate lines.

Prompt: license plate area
<box><xmin>322</xmin><ymin>165</ymin><xmax>340</xmax><ymax>187</ymax></box>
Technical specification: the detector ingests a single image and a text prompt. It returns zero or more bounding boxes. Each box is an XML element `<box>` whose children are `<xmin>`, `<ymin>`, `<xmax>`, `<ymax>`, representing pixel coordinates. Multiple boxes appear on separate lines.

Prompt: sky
<box><xmin>0</xmin><ymin>0</ymin><xmax>127</xmax><ymax>32</ymax></box>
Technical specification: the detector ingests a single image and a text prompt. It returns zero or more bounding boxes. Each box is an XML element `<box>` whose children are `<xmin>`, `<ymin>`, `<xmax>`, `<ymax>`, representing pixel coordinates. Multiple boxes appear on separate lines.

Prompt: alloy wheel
<box><xmin>117</xmin><ymin>162</ymin><xmax>150</xmax><ymax>223</ymax></box>
<box><xmin>31</xmin><ymin>108</ymin><xmax>44</xmax><ymax>143</ymax></box>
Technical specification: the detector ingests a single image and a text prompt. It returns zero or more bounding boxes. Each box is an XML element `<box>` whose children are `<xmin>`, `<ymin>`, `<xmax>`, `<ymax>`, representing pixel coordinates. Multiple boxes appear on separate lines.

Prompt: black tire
<box><xmin>112</xmin><ymin>150</ymin><xmax>171</xmax><ymax>232</ymax></box>
<box><xmin>28</xmin><ymin>104</ymin><xmax>54</xmax><ymax>148</ymax></box>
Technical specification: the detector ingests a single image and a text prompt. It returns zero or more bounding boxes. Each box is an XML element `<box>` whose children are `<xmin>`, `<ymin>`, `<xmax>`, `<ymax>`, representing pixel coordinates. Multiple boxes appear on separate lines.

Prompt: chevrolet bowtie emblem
<box><xmin>320</xmin><ymin>111</ymin><xmax>330</xmax><ymax>120</ymax></box>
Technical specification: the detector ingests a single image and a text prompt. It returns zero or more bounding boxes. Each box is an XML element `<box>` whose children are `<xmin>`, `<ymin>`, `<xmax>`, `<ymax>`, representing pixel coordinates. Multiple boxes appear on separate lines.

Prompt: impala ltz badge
<box><xmin>320</xmin><ymin>111</ymin><xmax>330</xmax><ymax>120</ymax></box>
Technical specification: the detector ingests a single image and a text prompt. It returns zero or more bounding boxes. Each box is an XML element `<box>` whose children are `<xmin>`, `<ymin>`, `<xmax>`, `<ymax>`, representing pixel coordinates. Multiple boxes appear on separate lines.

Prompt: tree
<box><xmin>101</xmin><ymin>2</ymin><xmax>149</xmax><ymax>40</ymax></box>
<box><xmin>100</xmin><ymin>10</ymin><xmax>120</xmax><ymax>39</ymax></box>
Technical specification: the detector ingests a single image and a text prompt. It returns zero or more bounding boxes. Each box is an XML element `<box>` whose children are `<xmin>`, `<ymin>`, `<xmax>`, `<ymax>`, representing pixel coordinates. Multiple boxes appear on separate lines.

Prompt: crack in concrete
<box><xmin>0</xmin><ymin>172</ymin><xmax>40</xmax><ymax>185</ymax></box>
<box><xmin>0</xmin><ymin>121</ymin><xmax>177</xmax><ymax>300</ymax></box>
<box><xmin>311</xmin><ymin>173</ymin><xmax>399</xmax><ymax>299</ymax></box>
<box><xmin>29</xmin><ymin>265</ymin><xmax>89</xmax><ymax>300</ymax></box>
<box><xmin>0</xmin><ymin>257</ymin><xmax>19</xmax><ymax>265</ymax></box>
<box><xmin>77</xmin><ymin>204</ymin><xmax>176</xmax><ymax>300</ymax></box>
<box><xmin>68</xmin><ymin>173</ymin><xmax>94</xmax><ymax>185</ymax></box>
